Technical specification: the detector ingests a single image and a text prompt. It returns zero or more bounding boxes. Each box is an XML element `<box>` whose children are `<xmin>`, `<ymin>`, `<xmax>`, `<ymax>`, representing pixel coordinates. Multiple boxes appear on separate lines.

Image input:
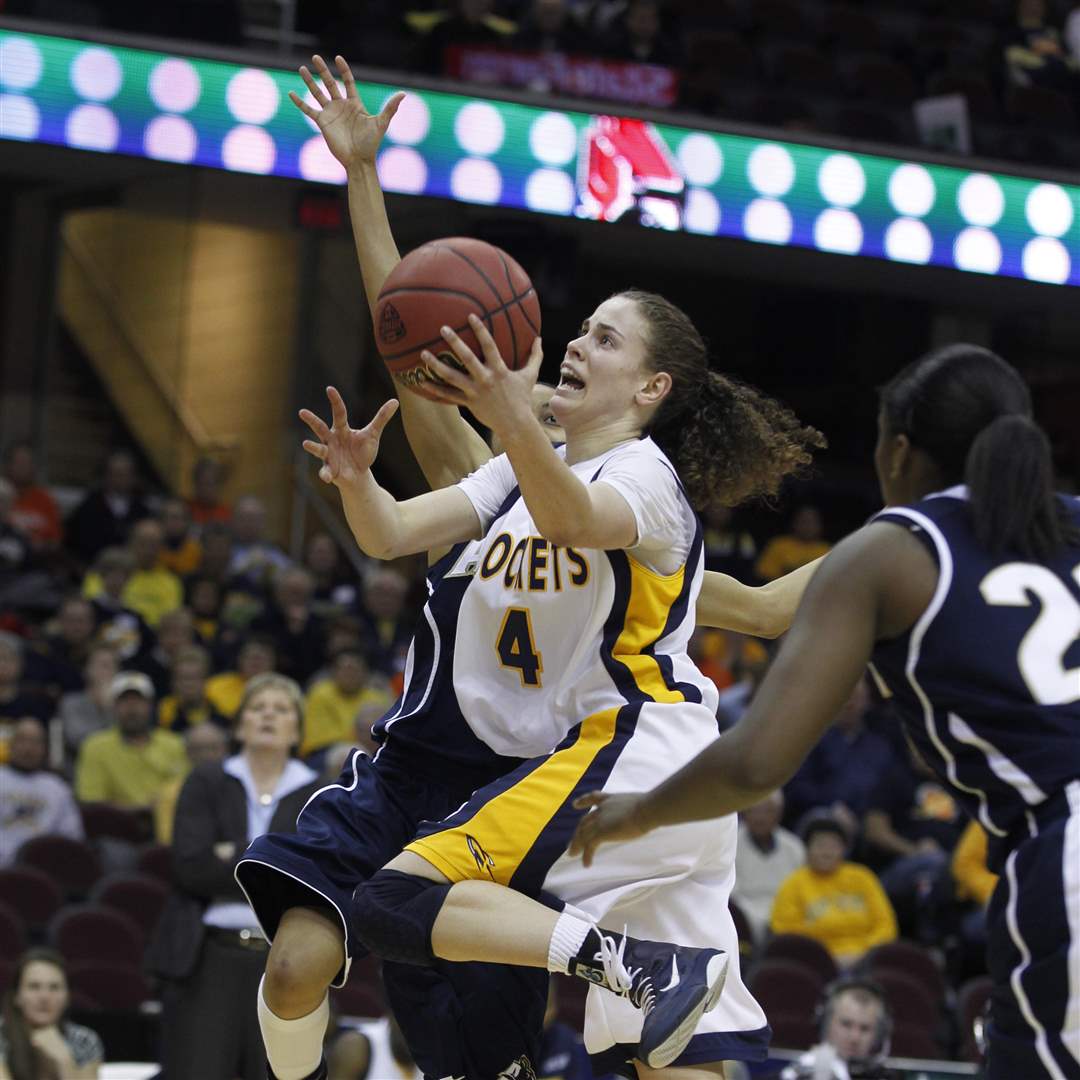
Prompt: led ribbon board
<box><xmin>1</xmin><ymin>27</ymin><xmax>1078</xmax><ymax>286</ymax></box>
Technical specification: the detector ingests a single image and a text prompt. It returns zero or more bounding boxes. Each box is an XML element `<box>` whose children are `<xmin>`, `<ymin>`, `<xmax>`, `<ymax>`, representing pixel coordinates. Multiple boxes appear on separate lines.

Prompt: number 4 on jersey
<box><xmin>496</xmin><ymin>607</ymin><xmax>544</xmax><ymax>688</ymax></box>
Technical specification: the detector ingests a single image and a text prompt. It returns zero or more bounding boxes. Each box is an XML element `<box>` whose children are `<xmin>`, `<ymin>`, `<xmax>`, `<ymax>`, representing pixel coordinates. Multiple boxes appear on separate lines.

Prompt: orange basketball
<box><xmin>374</xmin><ymin>237</ymin><xmax>541</xmax><ymax>401</ymax></box>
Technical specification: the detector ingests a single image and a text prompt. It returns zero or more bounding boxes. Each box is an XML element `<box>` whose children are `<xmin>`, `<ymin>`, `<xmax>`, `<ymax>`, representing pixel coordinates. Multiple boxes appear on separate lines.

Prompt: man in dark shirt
<box><xmin>65</xmin><ymin>450</ymin><xmax>150</xmax><ymax>566</ymax></box>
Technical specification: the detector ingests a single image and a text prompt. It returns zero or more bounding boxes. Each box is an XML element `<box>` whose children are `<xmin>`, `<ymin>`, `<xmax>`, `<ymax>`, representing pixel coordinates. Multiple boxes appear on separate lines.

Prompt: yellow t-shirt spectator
<box><xmin>952</xmin><ymin>819</ymin><xmax>998</xmax><ymax>906</ymax></box>
<box><xmin>755</xmin><ymin>536</ymin><xmax>831</xmax><ymax>582</ymax></box>
<box><xmin>205</xmin><ymin>671</ymin><xmax>247</xmax><ymax>719</ymax></box>
<box><xmin>302</xmin><ymin>681</ymin><xmax>393</xmax><ymax>757</ymax></box>
<box><xmin>770</xmin><ymin>862</ymin><xmax>898</xmax><ymax>964</ymax></box>
<box><xmin>122</xmin><ymin>567</ymin><xmax>183</xmax><ymax>627</ymax></box>
<box><xmin>75</xmin><ymin>727</ymin><xmax>189</xmax><ymax>809</ymax></box>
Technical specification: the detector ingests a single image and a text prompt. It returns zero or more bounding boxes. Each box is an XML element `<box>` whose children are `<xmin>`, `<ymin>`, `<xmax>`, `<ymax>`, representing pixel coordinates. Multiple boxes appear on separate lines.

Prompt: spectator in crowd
<box><xmin>65</xmin><ymin>449</ymin><xmax>149</xmax><ymax>566</ymax></box>
<box><xmin>157</xmin><ymin>643</ymin><xmax>227</xmax><ymax>734</ymax></box>
<box><xmin>155</xmin><ymin>720</ymin><xmax>230</xmax><ymax>844</ymax></box>
<box><xmin>304</xmin><ymin>532</ymin><xmax>359</xmax><ymax>620</ymax></box>
<box><xmin>159</xmin><ymin>497</ymin><xmax>203</xmax><ymax>578</ymax></box>
<box><xmin>186</xmin><ymin>575</ymin><xmax>223</xmax><ymax>646</ymax></box>
<box><xmin>357</xmin><ymin>565</ymin><xmax>413</xmax><ymax>677</ymax></box>
<box><xmin>250</xmin><ymin>566</ymin><xmax>326</xmax><ymax>684</ymax></box>
<box><xmin>300</xmin><ymin>645</ymin><xmax>393</xmax><ymax>760</ymax></box>
<box><xmin>0</xmin><ymin>479</ymin><xmax>37</xmax><ymax>611</ymax></box>
<box><xmin>770</xmin><ymin>815</ymin><xmax>898</xmax><ymax>967</ymax></box>
<box><xmin>74</xmin><ymin>670</ymin><xmax>188</xmax><ymax>811</ymax></box>
<box><xmin>56</xmin><ymin>643</ymin><xmax>119</xmax><ymax>773</ymax></box>
<box><xmin>863</xmin><ymin>744</ymin><xmax>965</xmax><ymax>939</ymax></box>
<box><xmin>0</xmin><ymin>948</ymin><xmax>104</xmax><ymax>1080</ymax></box>
<box><xmin>83</xmin><ymin>546</ymin><xmax>153</xmax><ymax>663</ymax></box>
<box><xmin>600</xmin><ymin>0</ymin><xmax>681</xmax><ymax>66</ymax></box>
<box><xmin>148</xmin><ymin>673</ymin><xmax>318</xmax><ymax>1080</ymax></box>
<box><xmin>227</xmin><ymin>495</ymin><xmax>290</xmax><ymax>595</ymax></box>
<box><xmin>702</xmin><ymin>505</ymin><xmax>757</xmax><ymax>582</ymax></box>
<box><xmin>0</xmin><ymin>633</ymin><xmax>51</xmax><ymax>724</ymax></box>
<box><xmin>513</xmin><ymin>0</ymin><xmax>584</xmax><ymax>53</ymax></box>
<box><xmin>205</xmin><ymin>635</ymin><xmax>277</xmax><ymax>720</ymax></box>
<box><xmin>28</xmin><ymin>596</ymin><xmax>98</xmax><ymax>696</ymax></box>
<box><xmin>412</xmin><ymin>0</ymin><xmax>517</xmax><ymax>74</ymax></box>
<box><xmin>755</xmin><ymin>504</ymin><xmax>831</xmax><ymax>582</ymax></box>
<box><xmin>186</xmin><ymin>456</ymin><xmax>231</xmax><ymax>526</ymax></box>
<box><xmin>2</xmin><ymin>441</ymin><xmax>61</xmax><ymax>552</ymax></box>
<box><xmin>784</xmin><ymin>678</ymin><xmax>894</xmax><ymax>835</ymax></box>
<box><xmin>536</xmin><ymin>981</ymin><xmax>591</xmax><ymax>1079</ymax></box>
<box><xmin>194</xmin><ymin>521</ymin><xmax>235</xmax><ymax>586</ymax></box>
<box><xmin>1005</xmin><ymin>0</ymin><xmax>1078</xmax><ymax>90</ymax></box>
<box><xmin>120</xmin><ymin>518</ymin><xmax>184</xmax><ymax>628</ymax></box>
<box><xmin>0</xmin><ymin>718</ymin><xmax>83</xmax><ymax>868</ymax></box>
<box><xmin>732</xmin><ymin>790</ymin><xmax>806</xmax><ymax>944</ymax></box>
<box><xmin>136</xmin><ymin>606</ymin><xmax>196</xmax><ymax>697</ymax></box>
<box><xmin>951</xmin><ymin>819</ymin><xmax>998</xmax><ymax>953</ymax></box>
<box><xmin>780</xmin><ymin>978</ymin><xmax>897</xmax><ymax>1080</ymax></box>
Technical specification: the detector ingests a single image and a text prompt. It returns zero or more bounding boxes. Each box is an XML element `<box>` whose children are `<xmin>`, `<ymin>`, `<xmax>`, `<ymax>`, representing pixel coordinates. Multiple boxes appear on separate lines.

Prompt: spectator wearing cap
<box><xmin>65</xmin><ymin>449</ymin><xmax>150</xmax><ymax>566</ymax></box>
<box><xmin>0</xmin><ymin>718</ymin><xmax>83</xmax><ymax>868</ymax></box>
<box><xmin>300</xmin><ymin>646</ymin><xmax>393</xmax><ymax>761</ymax></box>
<box><xmin>770</xmin><ymin>815</ymin><xmax>898</xmax><ymax>967</ymax></box>
<box><xmin>205</xmin><ymin>636</ymin><xmax>278</xmax><ymax>721</ymax></box>
<box><xmin>3</xmin><ymin>440</ymin><xmax>62</xmax><ymax>551</ymax></box>
<box><xmin>0</xmin><ymin>632</ymin><xmax>52</xmax><ymax>726</ymax></box>
<box><xmin>732</xmin><ymin>790</ymin><xmax>805</xmax><ymax>944</ymax></box>
<box><xmin>121</xmin><ymin>518</ymin><xmax>184</xmax><ymax>629</ymax></box>
<box><xmin>56</xmin><ymin>644</ymin><xmax>120</xmax><ymax>774</ymax></box>
<box><xmin>159</xmin><ymin>498</ymin><xmax>203</xmax><ymax>578</ymax></box>
<box><xmin>74</xmin><ymin>671</ymin><xmax>188</xmax><ymax>811</ymax></box>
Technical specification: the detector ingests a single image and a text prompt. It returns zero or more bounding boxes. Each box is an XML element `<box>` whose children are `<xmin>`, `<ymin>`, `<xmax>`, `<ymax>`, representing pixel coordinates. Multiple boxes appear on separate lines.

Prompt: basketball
<box><xmin>374</xmin><ymin>237</ymin><xmax>541</xmax><ymax>401</ymax></box>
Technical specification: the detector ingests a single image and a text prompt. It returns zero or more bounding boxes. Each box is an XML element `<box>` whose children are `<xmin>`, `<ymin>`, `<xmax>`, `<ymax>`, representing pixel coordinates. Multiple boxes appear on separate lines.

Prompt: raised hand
<box><xmin>300</xmin><ymin>387</ymin><xmax>399</xmax><ymax>488</ymax></box>
<box><xmin>289</xmin><ymin>54</ymin><xmax>404</xmax><ymax>171</ymax></box>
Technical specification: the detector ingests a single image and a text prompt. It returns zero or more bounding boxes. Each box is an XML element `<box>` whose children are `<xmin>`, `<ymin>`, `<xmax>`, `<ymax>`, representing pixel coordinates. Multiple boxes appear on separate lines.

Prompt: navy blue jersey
<box><xmin>869</xmin><ymin>486</ymin><xmax>1080</xmax><ymax>867</ymax></box>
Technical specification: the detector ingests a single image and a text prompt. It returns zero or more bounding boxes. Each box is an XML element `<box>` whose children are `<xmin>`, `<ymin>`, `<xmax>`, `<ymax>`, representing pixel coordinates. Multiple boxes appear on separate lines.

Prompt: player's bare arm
<box><xmin>569</xmin><ymin>522</ymin><xmax>937</xmax><ymax>864</ymax></box>
<box><xmin>300</xmin><ymin>387</ymin><xmax>482</xmax><ymax>559</ymax></box>
<box><xmin>291</xmin><ymin>54</ymin><xmax>491</xmax><ymax>492</ymax></box>
<box><xmin>697</xmin><ymin>556</ymin><xmax>824</xmax><ymax>637</ymax></box>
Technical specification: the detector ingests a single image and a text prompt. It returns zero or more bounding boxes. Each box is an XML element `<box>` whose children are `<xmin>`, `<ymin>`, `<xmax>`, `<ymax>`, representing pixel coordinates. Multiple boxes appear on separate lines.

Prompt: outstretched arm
<box><xmin>696</xmin><ymin>557</ymin><xmax>824</xmax><ymax>637</ymax></box>
<box><xmin>293</xmin><ymin>56</ymin><xmax>492</xmax><ymax>492</ymax></box>
<box><xmin>569</xmin><ymin>522</ymin><xmax>938</xmax><ymax>864</ymax></box>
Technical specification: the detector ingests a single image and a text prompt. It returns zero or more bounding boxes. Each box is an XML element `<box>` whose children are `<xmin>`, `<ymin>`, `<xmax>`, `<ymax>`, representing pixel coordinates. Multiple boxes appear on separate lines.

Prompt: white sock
<box><xmin>257</xmin><ymin>975</ymin><xmax>329</xmax><ymax>1080</ymax></box>
<box><xmin>546</xmin><ymin>910</ymin><xmax>595</xmax><ymax>974</ymax></box>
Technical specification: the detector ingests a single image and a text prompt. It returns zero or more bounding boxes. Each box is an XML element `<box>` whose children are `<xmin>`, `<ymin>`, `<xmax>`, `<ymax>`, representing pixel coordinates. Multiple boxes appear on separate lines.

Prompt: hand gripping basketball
<box><xmin>299</xmin><ymin>387</ymin><xmax>399</xmax><ymax>487</ymax></box>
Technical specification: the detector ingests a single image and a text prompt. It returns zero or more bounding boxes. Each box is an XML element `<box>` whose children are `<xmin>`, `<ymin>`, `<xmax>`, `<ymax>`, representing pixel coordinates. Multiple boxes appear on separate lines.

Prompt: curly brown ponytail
<box><xmin>617</xmin><ymin>289</ymin><xmax>826</xmax><ymax>510</ymax></box>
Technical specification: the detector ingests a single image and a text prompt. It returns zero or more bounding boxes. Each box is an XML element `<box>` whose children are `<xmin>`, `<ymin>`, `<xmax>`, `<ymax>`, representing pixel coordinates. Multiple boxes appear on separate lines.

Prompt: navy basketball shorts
<box><xmin>235</xmin><ymin>742</ymin><xmax>547</xmax><ymax>1080</ymax></box>
<box><xmin>984</xmin><ymin>780</ymin><xmax>1080</xmax><ymax>1080</ymax></box>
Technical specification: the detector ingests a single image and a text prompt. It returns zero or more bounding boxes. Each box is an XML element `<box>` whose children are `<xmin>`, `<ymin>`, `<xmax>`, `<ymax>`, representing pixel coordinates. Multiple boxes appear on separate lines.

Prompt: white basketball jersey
<box><xmin>451</xmin><ymin>437</ymin><xmax>719</xmax><ymax>759</ymax></box>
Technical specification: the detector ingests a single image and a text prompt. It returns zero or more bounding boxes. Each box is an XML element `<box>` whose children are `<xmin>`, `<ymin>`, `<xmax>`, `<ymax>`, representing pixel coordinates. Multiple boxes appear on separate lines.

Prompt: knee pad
<box><xmin>351</xmin><ymin>870</ymin><xmax>450</xmax><ymax>966</ymax></box>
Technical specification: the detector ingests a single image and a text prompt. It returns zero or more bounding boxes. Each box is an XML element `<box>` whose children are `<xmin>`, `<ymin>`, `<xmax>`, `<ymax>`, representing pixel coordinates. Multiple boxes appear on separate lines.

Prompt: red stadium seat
<box><xmin>80</xmin><ymin>802</ymin><xmax>151</xmax><ymax>843</ymax></box>
<box><xmin>16</xmin><ymin>834</ymin><xmax>102</xmax><ymax>899</ymax></box>
<box><xmin>866</xmin><ymin>939</ymin><xmax>948</xmax><ymax>1003</ymax></box>
<box><xmin>0</xmin><ymin>901</ymin><xmax>28</xmax><ymax>959</ymax></box>
<box><xmin>92</xmin><ymin>873</ymin><xmax>169</xmax><ymax>940</ymax></box>
<box><xmin>135</xmin><ymin>843</ymin><xmax>173</xmax><ymax>884</ymax></box>
<box><xmin>750</xmin><ymin>960</ymin><xmax>824</xmax><ymax>1020</ymax></box>
<box><xmin>761</xmin><ymin>934</ymin><xmax>838</xmax><ymax>985</ymax></box>
<box><xmin>767</xmin><ymin>1012</ymin><xmax>819</xmax><ymax>1052</ymax></box>
<box><xmin>890</xmin><ymin>1020</ymin><xmax>945</xmax><ymax>1059</ymax></box>
<box><xmin>50</xmin><ymin>904</ymin><xmax>144</xmax><ymax>968</ymax></box>
<box><xmin>957</xmin><ymin>975</ymin><xmax>993</xmax><ymax>1063</ymax></box>
<box><xmin>66</xmin><ymin>961</ymin><xmax>153</xmax><ymax>1010</ymax></box>
<box><xmin>0</xmin><ymin>866</ymin><xmax>63</xmax><ymax>934</ymax></box>
<box><xmin>871</xmin><ymin>968</ymin><xmax>942</xmax><ymax>1029</ymax></box>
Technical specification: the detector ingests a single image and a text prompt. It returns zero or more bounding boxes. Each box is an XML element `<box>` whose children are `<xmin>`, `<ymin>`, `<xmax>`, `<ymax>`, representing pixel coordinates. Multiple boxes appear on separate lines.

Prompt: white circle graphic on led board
<box><xmin>817</xmin><ymin>154</ymin><xmax>866</xmax><ymax>208</ymax></box>
<box><xmin>71</xmin><ymin>47</ymin><xmax>122</xmax><ymax>102</ymax></box>
<box><xmin>887</xmin><ymin>164</ymin><xmax>935</xmax><ymax>218</ymax></box>
<box><xmin>454</xmin><ymin>102</ymin><xmax>505</xmax><ymax>157</ymax></box>
<box><xmin>300</xmin><ymin>135</ymin><xmax>347</xmax><ymax>184</ymax></box>
<box><xmin>1022</xmin><ymin>237</ymin><xmax>1070</xmax><ymax>284</ymax></box>
<box><xmin>0</xmin><ymin>38</ymin><xmax>44</xmax><ymax>91</ymax></box>
<box><xmin>747</xmin><ymin>144</ymin><xmax>795</xmax><ymax>197</ymax></box>
<box><xmin>678</xmin><ymin>133</ymin><xmax>723</xmax><ymax>188</ymax></box>
<box><xmin>529</xmin><ymin>111</ymin><xmax>577</xmax><ymax>167</ymax></box>
<box><xmin>744</xmin><ymin>197</ymin><xmax>793</xmax><ymax>244</ymax></box>
<box><xmin>450</xmin><ymin>157</ymin><xmax>502</xmax><ymax>204</ymax></box>
<box><xmin>66</xmin><ymin>103</ymin><xmax>120</xmax><ymax>151</ymax></box>
<box><xmin>1025</xmin><ymin>184</ymin><xmax>1074</xmax><ymax>238</ymax></box>
<box><xmin>384</xmin><ymin>92</ymin><xmax>430</xmax><ymax>146</ymax></box>
<box><xmin>225</xmin><ymin>68</ymin><xmax>280</xmax><ymax>125</ymax></box>
<box><xmin>953</xmin><ymin>227</ymin><xmax>1002</xmax><ymax>275</ymax></box>
<box><xmin>0</xmin><ymin>94</ymin><xmax>40</xmax><ymax>139</ymax></box>
<box><xmin>149</xmin><ymin>58</ymin><xmax>201</xmax><ymax>114</ymax></box>
<box><xmin>525</xmin><ymin>168</ymin><xmax>575</xmax><ymax>214</ymax></box>
<box><xmin>884</xmin><ymin>217</ymin><xmax>933</xmax><ymax>264</ymax></box>
<box><xmin>144</xmin><ymin>115</ymin><xmax>198</xmax><ymax>163</ymax></box>
<box><xmin>813</xmin><ymin>208</ymin><xmax>863</xmax><ymax>254</ymax></box>
<box><xmin>221</xmin><ymin>125</ymin><xmax>276</xmax><ymax>174</ymax></box>
<box><xmin>685</xmin><ymin>189</ymin><xmax>721</xmax><ymax>235</ymax></box>
<box><xmin>956</xmin><ymin>173</ymin><xmax>1005</xmax><ymax>228</ymax></box>
<box><xmin>377</xmin><ymin>146</ymin><xmax>427</xmax><ymax>194</ymax></box>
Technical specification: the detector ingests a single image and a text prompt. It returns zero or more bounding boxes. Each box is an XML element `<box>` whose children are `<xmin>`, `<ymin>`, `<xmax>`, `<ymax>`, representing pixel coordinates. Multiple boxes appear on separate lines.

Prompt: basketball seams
<box><xmin>445</xmin><ymin>242</ymin><xmax>505</xmax><ymax>306</ymax></box>
<box><xmin>495</xmin><ymin>250</ymin><xmax>518</xmax><ymax>368</ymax></box>
<box><xmin>497</xmin><ymin>249</ymin><xmax>541</xmax><ymax>339</ymax></box>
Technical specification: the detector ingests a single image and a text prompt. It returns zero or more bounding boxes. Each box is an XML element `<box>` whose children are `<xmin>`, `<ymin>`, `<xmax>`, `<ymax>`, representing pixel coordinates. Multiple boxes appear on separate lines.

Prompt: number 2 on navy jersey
<box><xmin>496</xmin><ymin>607</ymin><xmax>544</xmax><ymax>687</ymax></box>
<box><xmin>979</xmin><ymin>561</ymin><xmax>1080</xmax><ymax>706</ymax></box>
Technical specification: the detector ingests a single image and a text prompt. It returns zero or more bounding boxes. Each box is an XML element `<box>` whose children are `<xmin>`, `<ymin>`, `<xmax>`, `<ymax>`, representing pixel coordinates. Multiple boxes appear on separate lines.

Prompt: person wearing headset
<box><xmin>780</xmin><ymin>978</ymin><xmax>898</xmax><ymax>1080</ymax></box>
